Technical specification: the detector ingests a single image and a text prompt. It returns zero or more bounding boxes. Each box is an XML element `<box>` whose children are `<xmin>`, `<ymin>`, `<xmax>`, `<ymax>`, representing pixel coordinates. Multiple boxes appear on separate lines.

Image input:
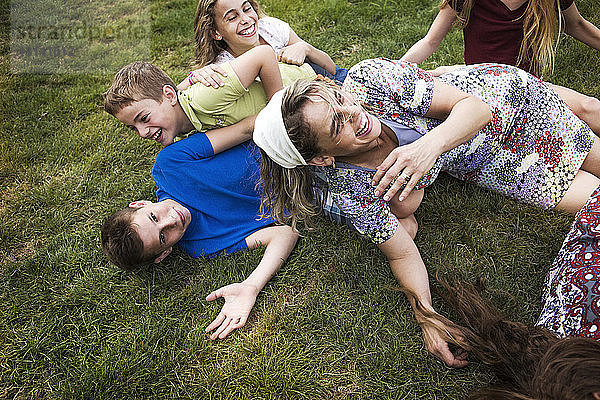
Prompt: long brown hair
<box><xmin>193</xmin><ymin>0</ymin><xmax>264</xmax><ymax>67</ymax></box>
<box><xmin>406</xmin><ymin>278</ymin><xmax>600</xmax><ymax>399</ymax></box>
<box><xmin>258</xmin><ymin>79</ymin><xmax>359</xmax><ymax>231</ymax></box>
<box><xmin>441</xmin><ymin>0</ymin><xmax>563</xmax><ymax>77</ymax></box>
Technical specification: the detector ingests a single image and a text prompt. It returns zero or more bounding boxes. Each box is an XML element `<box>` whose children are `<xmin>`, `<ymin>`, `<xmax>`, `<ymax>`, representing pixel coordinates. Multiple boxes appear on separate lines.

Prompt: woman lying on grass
<box><xmin>414</xmin><ymin>183</ymin><xmax>600</xmax><ymax>397</ymax></box>
<box><xmin>251</xmin><ymin>58</ymin><xmax>600</xmax><ymax>366</ymax></box>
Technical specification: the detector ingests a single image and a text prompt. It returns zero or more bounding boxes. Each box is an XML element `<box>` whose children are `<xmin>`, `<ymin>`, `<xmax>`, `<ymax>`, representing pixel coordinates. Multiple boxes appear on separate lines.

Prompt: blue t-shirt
<box><xmin>152</xmin><ymin>133</ymin><xmax>274</xmax><ymax>257</ymax></box>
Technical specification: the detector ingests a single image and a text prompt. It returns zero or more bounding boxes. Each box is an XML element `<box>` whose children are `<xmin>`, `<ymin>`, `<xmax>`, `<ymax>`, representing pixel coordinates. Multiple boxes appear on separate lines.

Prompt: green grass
<box><xmin>1</xmin><ymin>0</ymin><xmax>599</xmax><ymax>398</ymax></box>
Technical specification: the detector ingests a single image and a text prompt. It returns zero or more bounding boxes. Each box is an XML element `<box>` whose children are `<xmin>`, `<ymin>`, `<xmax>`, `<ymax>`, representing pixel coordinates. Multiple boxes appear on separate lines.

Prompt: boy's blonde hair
<box><xmin>104</xmin><ymin>61</ymin><xmax>177</xmax><ymax>116</ymax></box>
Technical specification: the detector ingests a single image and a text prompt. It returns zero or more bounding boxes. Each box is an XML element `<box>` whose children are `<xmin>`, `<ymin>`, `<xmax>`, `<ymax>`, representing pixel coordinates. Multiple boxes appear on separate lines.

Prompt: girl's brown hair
<box><xmin>405</xmin><ymin>278</ymin><xmax>600</xmax><ymax>399</ymax></box>
<box><xmin>441</xmin><ymin>0</ymin><xmax>563</xmax><ymax>77</ymax></box>
<box><xmin>193</xmin><ymin>0</ymin><xmax>265</xmax><ymax>67</ymax></box>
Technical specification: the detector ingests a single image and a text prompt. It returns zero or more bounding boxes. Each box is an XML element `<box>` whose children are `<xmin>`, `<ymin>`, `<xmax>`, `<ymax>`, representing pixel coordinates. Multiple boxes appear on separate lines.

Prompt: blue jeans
<box><xmin>308</xmin><ymin>62</ymin><xmax>348</xmax><ymax>84</ymax></box>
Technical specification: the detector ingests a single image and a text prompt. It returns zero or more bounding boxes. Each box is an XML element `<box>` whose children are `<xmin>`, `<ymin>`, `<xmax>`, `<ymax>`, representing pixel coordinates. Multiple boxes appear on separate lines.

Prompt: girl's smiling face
<box><xmin>303</xmin><ymin>90</ymin><xmax>383</xmax><ymax>163</ymax></box>
<box><xmin>213</xmin><ymin>0</ymin><xmax>260</xmax><ymax>56</ymax></box>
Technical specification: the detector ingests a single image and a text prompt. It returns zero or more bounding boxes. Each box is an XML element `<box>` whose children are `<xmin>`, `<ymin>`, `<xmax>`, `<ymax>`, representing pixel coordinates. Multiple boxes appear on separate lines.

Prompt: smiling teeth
<box><xmin>356</xmin><ymin>114</ymin><xmax>368</xmax><ymax>137</ymax></box>
<box><xmin>239</xmin><ymin>25</ymin><xmax>255</xmax><ymax>36</ymax></box>
<box><xmin>151</xmin><ymin>129</ymin><xmax>161</xmax><ymax>141</ymax></box>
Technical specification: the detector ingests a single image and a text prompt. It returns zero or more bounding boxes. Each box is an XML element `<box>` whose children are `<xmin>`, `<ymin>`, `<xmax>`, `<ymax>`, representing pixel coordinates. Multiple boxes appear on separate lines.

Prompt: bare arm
<box><xmin>205</xmin><ymin>225</ymin><xmax>298</xmax><ymax>340</ymax></box>
<box><xmin>373</xmin><ymin>78</ymin><xmax>491</xmax><ymax>201</ymax></box>
<box><xmin>562</xmin><ymin>2</ymin><xmax>600</xmax><ymax>51</ymax></box>
<box><xmin>204</xmin><ymin>115</ymin><xmax>256</xmax><ymax>155</ymax></box>
<box><xmin>229</xmin><ymin>45</ymin><xmax>284</xmax><ymax>100</ymax></box>
<box><xmin>279</xmin><ymin>29</ymin><xmax>337</xmax><ymax>75</ymax></box>
<box><xmin>377</xmin><ymin>226</ymin><xmax>468</xmax><ymax>367</ymax></box>
<box><xmin>401</xmin><ymin>5</ymin><xmax>457</xmax><ymax>64</ymax></box>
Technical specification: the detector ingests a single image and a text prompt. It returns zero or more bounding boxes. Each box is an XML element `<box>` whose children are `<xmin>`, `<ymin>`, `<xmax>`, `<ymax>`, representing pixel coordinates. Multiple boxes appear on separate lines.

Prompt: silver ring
<box><xmin>399</xmin><ymin>172</ymin><xmax>411</xmax><ymax>181</ymax></box>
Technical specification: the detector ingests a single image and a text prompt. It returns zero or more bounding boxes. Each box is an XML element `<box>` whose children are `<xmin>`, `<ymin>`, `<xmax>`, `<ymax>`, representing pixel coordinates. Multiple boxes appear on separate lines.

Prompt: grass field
<box><xmin>1</xmin><ymin>0</ymin><xmax>599</xmax><ymax>398</ymax></box>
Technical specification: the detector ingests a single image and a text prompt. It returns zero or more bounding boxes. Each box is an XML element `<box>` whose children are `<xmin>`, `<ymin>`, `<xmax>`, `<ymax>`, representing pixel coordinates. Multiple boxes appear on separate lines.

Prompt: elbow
<box><xmin>279</xmin><ymin>224</ymin><xmax>300</xmax><ymax>243</ymax></box>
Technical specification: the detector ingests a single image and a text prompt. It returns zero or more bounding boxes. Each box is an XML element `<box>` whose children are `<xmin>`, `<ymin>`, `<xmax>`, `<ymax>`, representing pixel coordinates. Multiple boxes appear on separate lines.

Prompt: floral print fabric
<box><xmin>536</xmin><ymin>185</ymin><xmax>600</xmax><ymax>340</ymax></box>
<box><xmin>324</xmin><ymin>58</ymin><xmax>593</xmax><ymax>244</ymax></box>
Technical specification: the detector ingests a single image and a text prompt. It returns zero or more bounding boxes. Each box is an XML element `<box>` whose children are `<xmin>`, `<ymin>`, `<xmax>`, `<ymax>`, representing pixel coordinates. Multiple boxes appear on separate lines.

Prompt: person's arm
<box><xmin>178</xmin><ymin>64</ymin><xmax>229</xmax><ymax>90</ymax></box>
<box><xmin>229</xmin><ymin>45</ymin><xmax>283</xmax><ymax>100</ymax></box>
<box><xmin>204</xmin><ymin>115</ymin><xmax>256</xmax><ymax>155</ymax></box>
<box><xmin>278</xmin><ymin>29</ymin><xmax>337</xmax><ymax>75</ymax></box>
<box><xmin>377</xmin><ymin>225</ymin><xmax>468</xmax><ymax>367</ymax></box>
<box><xmin>372</xmin><ymin>78</ymin><xmax>491</xmax><ymax>202</ymax></box>
<box><xmin>562</xmin><ymin>2</ymin><xmax>600</xmax><ymax>51</ymax></box>
<box><xmin>400</xmin><ymin>5</ymin><xmax>457</xmax><ymax>64</ymax></box>
<box><xmin>205</xmin><ymin>225</ymin><xmax>298</xmax><ymax>340</ymax></box>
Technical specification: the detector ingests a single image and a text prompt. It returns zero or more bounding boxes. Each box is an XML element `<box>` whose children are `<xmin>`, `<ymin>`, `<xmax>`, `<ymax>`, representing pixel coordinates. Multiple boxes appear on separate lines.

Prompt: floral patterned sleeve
<box><xmin>342</xmin><ymin>58</ymin><xmax>435</xmax><ymax>118</ymax></box>
<box><xmin>324</xmin><ymin>167</ymin><xmax>399</xmax><ymax>244</ymax></box>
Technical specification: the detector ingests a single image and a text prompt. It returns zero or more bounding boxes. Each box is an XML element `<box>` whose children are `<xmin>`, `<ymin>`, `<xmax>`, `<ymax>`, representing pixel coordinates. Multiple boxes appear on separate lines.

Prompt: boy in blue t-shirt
<box><xmin>101</xmin><ymin>128</ymin><xmax>298</xmax><ymax>340</ymax></box>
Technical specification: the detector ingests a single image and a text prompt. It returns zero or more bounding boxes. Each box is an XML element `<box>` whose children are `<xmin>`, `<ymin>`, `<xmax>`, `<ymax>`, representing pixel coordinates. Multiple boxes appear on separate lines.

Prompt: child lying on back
<box><xmin>101</xmin><ymin>45</ymin><xmax>312</xmax><ymax>339</ymax></box>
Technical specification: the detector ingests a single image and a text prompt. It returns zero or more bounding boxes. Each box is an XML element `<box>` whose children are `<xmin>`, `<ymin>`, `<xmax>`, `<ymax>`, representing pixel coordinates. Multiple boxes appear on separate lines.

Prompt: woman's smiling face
<box><xmin>303</xmin><ymin>90</ymin><xmax>383</xmax><ymax>162</ymax></box>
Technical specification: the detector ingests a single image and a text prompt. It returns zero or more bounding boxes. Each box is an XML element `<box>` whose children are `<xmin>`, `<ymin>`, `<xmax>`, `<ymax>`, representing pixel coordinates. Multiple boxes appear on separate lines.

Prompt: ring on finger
<box><xmin>399</xmin><ymin>172</ymin><xmax>411</xmax><ymax>181</ymax></box>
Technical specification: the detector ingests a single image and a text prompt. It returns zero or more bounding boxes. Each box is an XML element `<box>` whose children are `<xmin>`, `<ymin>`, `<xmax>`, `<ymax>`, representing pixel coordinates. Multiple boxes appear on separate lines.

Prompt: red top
<box><xmin>451</xmin><ymin>0</ymin><xmax>574</xmax><ymax>75</ymax></box>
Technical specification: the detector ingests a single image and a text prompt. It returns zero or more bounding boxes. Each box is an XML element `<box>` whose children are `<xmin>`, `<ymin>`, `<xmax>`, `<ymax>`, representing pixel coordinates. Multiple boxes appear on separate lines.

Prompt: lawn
<box><xmin>1</xmin><ymin>0</ymin><xmax>599</xmax><ymax>398</ymax></box>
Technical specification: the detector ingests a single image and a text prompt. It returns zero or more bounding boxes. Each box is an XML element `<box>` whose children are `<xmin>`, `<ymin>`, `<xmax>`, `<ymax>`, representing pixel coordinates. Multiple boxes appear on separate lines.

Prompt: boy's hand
<box><xmin>189</xmin><ymin>64</ymin><xmax>228</xmax><ymax>88</ymax></box>
<box><xmin>205</xmin><ymin>282</ymin><xmax>259</xmax><ymax>340</ymax></box>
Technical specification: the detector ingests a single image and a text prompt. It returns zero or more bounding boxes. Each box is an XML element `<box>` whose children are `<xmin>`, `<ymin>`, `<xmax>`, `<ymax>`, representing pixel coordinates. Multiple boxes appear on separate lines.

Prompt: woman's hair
<box><xmin>441</xmin><ymin>0</ymin><xmax>563</xmax><ymax>77</ymax></box>
<box><xmin>405</xmin><ymin>278</ymin><xmax>600</xmax><ymax>399</ymax></box>
<box><xmin>193</xmin><ymin>0</ymin><xmax>265</xmax><ymax>67</ymax></box>
<box><xmin>258</xmin><ymin>78</ymin><xmax>358</xmax><ymax>231</ymax></box>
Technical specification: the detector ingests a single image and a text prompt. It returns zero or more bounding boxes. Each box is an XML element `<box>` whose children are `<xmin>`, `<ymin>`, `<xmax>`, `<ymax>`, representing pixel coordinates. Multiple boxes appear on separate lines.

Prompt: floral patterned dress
<box><xmin>536</xmin><ymin>185</ymin><xmax>600</xmax><ymax>340</ymax></box>
<box><xmin>322</xmin><ymin>58</ymin><xmax>594</xmax><ymax>244</ymax></box>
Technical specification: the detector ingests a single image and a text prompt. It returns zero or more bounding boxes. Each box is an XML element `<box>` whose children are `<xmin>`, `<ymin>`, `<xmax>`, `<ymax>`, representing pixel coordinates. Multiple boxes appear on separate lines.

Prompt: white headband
<box><xmin>253</xmin><ymin>90</ymin><xmax>307</xmax><ymax>169</ymax></box>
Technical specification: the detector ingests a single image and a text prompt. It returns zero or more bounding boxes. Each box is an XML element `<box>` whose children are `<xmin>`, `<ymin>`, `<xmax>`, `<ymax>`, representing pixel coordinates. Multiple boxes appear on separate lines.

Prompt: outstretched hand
<box><xmin>205</xmin><ymin>282</ymin><xmax>259</xmax><ymax>340</ymax></box>
<box><xmin>420</xmin><ymin>324</ymin><xmax>469</xmax><ymax>368</ymax></box>
<box><xmin>372</xmin><ymin>139</ymin><xmax>441</xmax><ymax>202</ymax></box>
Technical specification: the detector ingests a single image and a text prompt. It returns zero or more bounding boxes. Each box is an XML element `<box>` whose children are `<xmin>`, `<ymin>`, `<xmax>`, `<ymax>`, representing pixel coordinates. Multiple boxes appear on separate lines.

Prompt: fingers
<box><xmin>371</xmin><ymin>151</ymin><xmax>398</xmax><ymax>186</ymax></box>
<box><xmin>206</xmin><ymin>315</ymin><xmax>247</xmax><ymax>340</ymax></box>
<box><xmin>210</xmin><ymin>316</ymin><xmax>232</xmax><ymax>340</ymax></box>
<box><xmin>397</xmin><ymin>174</ymin><xmax>419</xmax><ymax>202</ymax></box>
<box><xmin>209</xmin><ymin>64</ymin><xmax>228</xmax><ymax>77</ymax></box>
<box><xmin>218</xmin><ymin>316</ymin><xmax>247</xmax><ymax>339</ymax></box>
<box><xmin>189</xmin><ymin>65</ymin><xmax>226</xmax><ymax>88</ymax></box>
<box><xmin>429</xmin><ymin>341</ymin><xmax>469</xmax><ymax>368</ymax></box>
<box><xmin>205</xmin><ymin>312</ymin><xmax>225</xmax><ymax>333</ymax></box>
<box><xmin>373</xmin><ymin>152</ymin><xmax>404</xmax><ymax>196</ymax></box>
<box><xmin>382</xmin><ymin>170</ymin><xmax>414</xmax><ymax>201</ymax></box>
<box><xmin>428</xmin><ymin>66</ymin><xmax>445</xmax><ymax>77</ymax></box>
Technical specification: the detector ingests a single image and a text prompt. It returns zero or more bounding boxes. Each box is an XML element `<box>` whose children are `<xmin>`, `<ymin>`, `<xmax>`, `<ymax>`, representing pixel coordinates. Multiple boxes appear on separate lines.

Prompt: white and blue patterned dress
<box><xmin>322</xmin><ymin>58</ymin><xmax>594</xmax><ymax>244</ymax></box>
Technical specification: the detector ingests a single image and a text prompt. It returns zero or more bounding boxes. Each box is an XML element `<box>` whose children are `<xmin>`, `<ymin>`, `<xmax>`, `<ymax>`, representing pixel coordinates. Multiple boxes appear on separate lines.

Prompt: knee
<box><xmin>400</xmin><ymin>214</ymin><xmax>418</xmax><ymax>239</ymax></box>
<box><xmin>575</xmin><ymin>95</ymin><xmax>600</xmax><ymax>118</ymax></box>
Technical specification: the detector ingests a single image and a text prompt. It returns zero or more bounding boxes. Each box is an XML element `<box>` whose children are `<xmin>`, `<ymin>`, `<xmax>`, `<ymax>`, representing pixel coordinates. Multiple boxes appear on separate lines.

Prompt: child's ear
<box><xmin>154</xmin><ymin>247</ymin><xmax>172</xmax><ymax>263</ymax></box>
<box><xmin>162</xmin><ymin>85</ymin><xmax>178</xmax><ymax>106</ymax></box>
<box><xmin>212</xmin><ymin>30</ymin><xmax>223</xmax><ymax>41</ymax></box>
<box><xmin>129</xmin><ymin>200</ymin><xmax>151</xmax><ymax>209</ymax></box>
<box><xmin>308</xmin><ymin>155</ymin><xmax>335</xmax><ymax>167</ymax></box>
